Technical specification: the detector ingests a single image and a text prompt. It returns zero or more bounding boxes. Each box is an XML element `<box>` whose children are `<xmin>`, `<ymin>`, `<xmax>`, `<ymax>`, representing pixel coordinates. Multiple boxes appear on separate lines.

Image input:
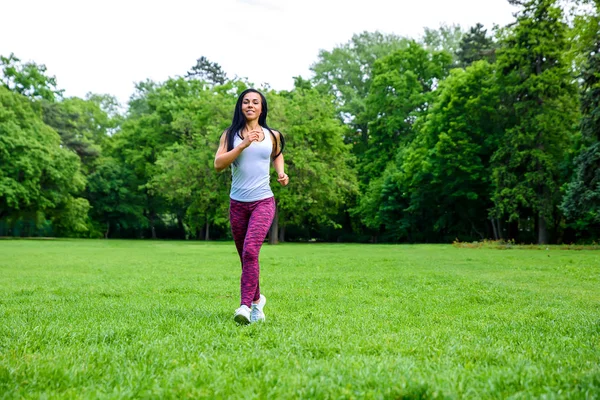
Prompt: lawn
<box><xmin>0</xmin><ymin>239</ymin><xmax>598</xmax><ymax>399</ymax></box>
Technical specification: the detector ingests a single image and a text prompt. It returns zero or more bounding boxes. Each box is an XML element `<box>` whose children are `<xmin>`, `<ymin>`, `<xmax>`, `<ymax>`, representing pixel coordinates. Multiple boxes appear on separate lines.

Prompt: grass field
<box><xmin>0</xmin><ymin>239</ymin><xmax>599</xmax><ymax>399</ymax></box>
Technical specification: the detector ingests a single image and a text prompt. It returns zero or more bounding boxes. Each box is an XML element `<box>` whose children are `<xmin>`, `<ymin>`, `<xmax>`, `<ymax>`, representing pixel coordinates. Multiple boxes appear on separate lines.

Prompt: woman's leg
<box><xmin>229</xmin><ymin>199</ymin><xmax>249</xmax><ymax>266</ymax></box>
<box><xmin>240</xmin><ymin>197</ymin><xmax>275</xmax><ymax>307</ymax></box>
<box><xmin>230</xmin><ymin>199</ymin><xmax>252</xmax><ymax>308</ymax></box>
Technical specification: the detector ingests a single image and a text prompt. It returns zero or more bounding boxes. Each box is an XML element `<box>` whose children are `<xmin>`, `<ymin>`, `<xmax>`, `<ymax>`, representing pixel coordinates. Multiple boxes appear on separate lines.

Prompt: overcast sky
<box><xmin>1</xmin><ymin>0</ymin><xmax>518</xmax><ymax>105</ymax></box>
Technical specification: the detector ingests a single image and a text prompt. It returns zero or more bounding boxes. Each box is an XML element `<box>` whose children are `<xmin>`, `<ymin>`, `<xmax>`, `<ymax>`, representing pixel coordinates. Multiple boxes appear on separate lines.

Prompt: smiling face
<box><xmin>241</xmin><ymin>92</ymin><xmax>262</xmax><ymax>122</ymax></box>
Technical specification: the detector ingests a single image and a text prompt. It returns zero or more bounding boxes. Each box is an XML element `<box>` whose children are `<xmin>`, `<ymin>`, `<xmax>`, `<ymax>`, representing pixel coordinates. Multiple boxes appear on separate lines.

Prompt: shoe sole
<box><xmin>234</xmin><ymin>313</ymin><xmax>250</xmax><ymax>325</ymax></box>
<box><xmin>251</xmin><ymin>313</ymin><xmax>266</xmax><ymax>323</ymax></box>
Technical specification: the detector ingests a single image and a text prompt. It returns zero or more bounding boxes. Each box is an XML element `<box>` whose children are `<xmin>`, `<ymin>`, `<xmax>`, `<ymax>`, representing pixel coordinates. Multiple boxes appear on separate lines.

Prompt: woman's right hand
<box><xmin>240</xmin><ymin>129</ymin><xmax>261</xmax><ymax>149</ymax></box>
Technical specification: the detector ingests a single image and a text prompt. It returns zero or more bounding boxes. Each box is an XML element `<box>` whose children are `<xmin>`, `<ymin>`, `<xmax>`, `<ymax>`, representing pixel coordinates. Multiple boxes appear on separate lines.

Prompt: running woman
<box><xmin>214</xmin><ymin>88</ymin><xmax>288</xmax><ymax>324</ymax></box>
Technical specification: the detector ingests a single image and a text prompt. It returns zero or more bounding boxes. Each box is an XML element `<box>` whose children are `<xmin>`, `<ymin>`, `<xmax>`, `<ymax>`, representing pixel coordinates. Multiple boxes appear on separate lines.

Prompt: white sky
<box><xmin>1</xmin><ymin>0</ymin><xmax>518</xmax><ymax>106</ymax></box>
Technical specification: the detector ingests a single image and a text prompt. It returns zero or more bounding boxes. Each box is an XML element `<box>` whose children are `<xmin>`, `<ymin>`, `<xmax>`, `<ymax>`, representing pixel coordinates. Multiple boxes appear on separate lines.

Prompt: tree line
<box><xmin>1</xmin><ymin>0</ymin><xmax>599</xmax><ymax>244</ymax></box>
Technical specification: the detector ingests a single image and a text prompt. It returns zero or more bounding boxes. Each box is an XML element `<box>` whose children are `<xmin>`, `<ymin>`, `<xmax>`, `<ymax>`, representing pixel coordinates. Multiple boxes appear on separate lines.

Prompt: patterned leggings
<box><xmin>229</xmin><ymin>197</ymin><xmax>276</xmax><ymax>307</ymax></box>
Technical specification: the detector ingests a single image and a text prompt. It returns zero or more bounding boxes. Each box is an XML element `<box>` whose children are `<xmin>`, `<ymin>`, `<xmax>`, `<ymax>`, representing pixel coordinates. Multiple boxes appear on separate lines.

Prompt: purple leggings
<box><xmin>229</xmin><ymin>197</ymin><xmax>275</xmax><ymax>307</ymax></box>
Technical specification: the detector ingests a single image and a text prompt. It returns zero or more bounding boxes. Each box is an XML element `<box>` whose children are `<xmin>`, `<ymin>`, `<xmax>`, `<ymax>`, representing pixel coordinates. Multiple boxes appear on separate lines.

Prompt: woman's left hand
<box><xmin>277</xmin><ymin>172</ymin><xmax>289</xmax><ymax>186</ymax></box>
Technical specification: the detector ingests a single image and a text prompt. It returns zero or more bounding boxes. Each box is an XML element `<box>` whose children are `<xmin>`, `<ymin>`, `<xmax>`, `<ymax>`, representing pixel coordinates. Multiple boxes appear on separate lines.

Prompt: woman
<box><xmin>214</xmin><ymin>88</ymin><xmax>289</xmax><ymax>324</ymax></box>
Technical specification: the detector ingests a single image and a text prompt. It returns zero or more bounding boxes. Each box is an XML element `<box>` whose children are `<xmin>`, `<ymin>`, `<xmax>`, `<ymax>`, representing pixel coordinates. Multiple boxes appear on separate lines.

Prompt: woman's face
<box><xmin>241</xmin><ymin>92</ymin><xmax>262</xmax><ymax>121</ymax></box>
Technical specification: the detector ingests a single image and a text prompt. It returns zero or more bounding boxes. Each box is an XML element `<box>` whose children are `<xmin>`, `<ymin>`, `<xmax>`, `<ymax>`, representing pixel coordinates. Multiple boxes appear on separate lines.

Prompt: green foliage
<box><xmin>153</xmin><ymin>143</ymin><xmax>230</xmax><ymax>239</ymax></box>
<box><xmin>3</xmin><ymin>11</ymin><xmax>600</xmax><ymax>243</ymax></box>
<box><xmin>562</xmin><ymin>10</ymin><xmax>600</xmax><ymax>236</ymax></box>
<box><xmin>492</xmin><ymin>0</ymin><xmax>579</xmax><ymax>243</ymax></box>
<box><xmin>185</xmin><ymin>56</ymin><xmax>227</xmax><ymax>85</ymax></box>
<box><xmin>565</xmin><ymin>6</ymin><xmax>600</xmax><ymax>76</ymax></box>
<box><xmin>420</xmin><ymin>23</ymin><xmax>465</xmax><ymax>64</ymax></box>
<box><xmin>456</xmin><ymin>23</ymin><xmax>497</xmax><ymax>67</ymax></box>
<box><xmin>354</xmin><ymin>164</ymin><xmax>411</xmax><ymax>240</ymax></box>
<box><xmin>0</xmin><ymin>53</ymin><xmax>63</xmax><ymax>101</ymax></box>
<box><xmin>86</xmin><ymin>157</ymin><xmax>147</xmax><ymax>238</ymax></box>
<box><xmin>268</xmin><ymin>84</ymin><xmax>358</xmax><ymax>231</ymax></box>
<box><xmin>361</xmin><ymin>41</ymin><xmax>453</xmax><ymax>184</ymax></box>
<box><xmin>149</xmin><ymin>82</ymin><xmax>236</xmax><ymax>238</ymax></box>
<box><xmin>0</xmin><ymin>87</ymin><xmax>87</xmax><ymax>231</ymax></box>
<box><xmin>310</xmin><ymin>31</ymin><xmax>410</xmax><ymax>139</ymax></box>
<box><xmin>111</xmin><ymin>78</ymin><xmax>209</xmax><ymax>237</ymax></box>
<box><xmin>49</xmin><ymin>197</ymin><xmax>91</xmax><ymax>236</ymax></box>
<box><xmin>41</xmin><ymin>97</ymin><xmax>117</xmax><ymax>171</ymax></box>
<box><xmin>561</xmin><ymin>143</ymin><xmax>600</xmax><ymax>233</ymax></box>
<box><xmin>401</xmin><ymin>61</ymin><xmax>502</xmax><ymax>241</ymax></box>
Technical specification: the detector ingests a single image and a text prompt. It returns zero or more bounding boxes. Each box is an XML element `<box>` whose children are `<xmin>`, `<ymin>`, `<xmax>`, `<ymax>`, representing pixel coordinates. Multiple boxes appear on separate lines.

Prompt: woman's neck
<box><xmin>245</xmin><ymin>121</ymin><xmax>261</xmax><ymax>131</ymax></box>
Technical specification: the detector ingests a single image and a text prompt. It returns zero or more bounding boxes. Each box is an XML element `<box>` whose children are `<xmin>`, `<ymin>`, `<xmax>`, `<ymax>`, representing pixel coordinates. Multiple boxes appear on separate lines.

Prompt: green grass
<box><xmin>0</xmin><ymin>240</ymin><xmax>599</xmax><ymax>399</ymax></box>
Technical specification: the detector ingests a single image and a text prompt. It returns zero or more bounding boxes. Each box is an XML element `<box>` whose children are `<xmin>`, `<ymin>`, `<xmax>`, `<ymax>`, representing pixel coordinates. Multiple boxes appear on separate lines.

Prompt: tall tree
<box><xmin>150</xmin><ymin>82</ymin><xmax>235</xmax><ymax>240</ymax></box>
<box><xmin>361</xmin><ymin>41</ymin><xmax>453</xmax><ymax>184</ymax></box>
<box><xmin>41</xmin><ymin>97</ymin><xmax>117</xmax><ymax>172</ymax></box>
<box><xmin>115</xmin><ymin>77</ymin><xmax>243</xmax><ymax>239</ymax></box>
<box><xmin>456</xmin><ymin>23</ymin><xmax>497</xmax><ymax>68</ymax></box>
<box><xmin>561</xmin><ymin>4</ymin><xmax>600</xmax><ymax>238</ymax></box>
<box><xmin>421</xmin><ymin>24</ymin><xmax>465</xmax><ymax>64</ymax></box>
<box><xmin>406</xmin><ymin>61</ymin><xmax>502</xmax><ymax>241</ymax></box>
<box><xmin>0</xmin><ymin>87</ymin><xmax>88</xmax><ymax>234</ymax></box>
<box><xmin>355</xmin><ymin>62</ymin><xmax>502</xmax><ymax>242</ymax></box>
<box><xmin>310</xmin><ymin>31</ymin><xmax>410</xmax><ymax>149</ymax></box>
<box><xmin>186</xmin><ymin>56</ymin><xmax>227</xmax><ymax>85</ymax></box>
<box><xmin>267</xmin><ymin>80</ymin><xmax>358</xmax><ymax>242</ymax></box>
<box><xmin>492</xmin><ymin>0</ymin><xmax>579</xmax><ymax>244</ymax></box>
<box><xmin>113</xmin><ymin>79</ymin><xmax>190</xmax><ymax>238</ymax></box>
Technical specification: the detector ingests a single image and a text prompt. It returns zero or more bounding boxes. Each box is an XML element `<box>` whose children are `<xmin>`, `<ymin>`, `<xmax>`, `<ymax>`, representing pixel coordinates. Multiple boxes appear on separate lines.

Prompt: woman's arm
<box><xmin>272</xmin><ymin>131</ymin><xmax>289</xmax><ymax>186</ymax></box>
<box><xmin>214</xmin><ymin>130</ymin><xmax>259</xmax><ymax>172</ymax></box>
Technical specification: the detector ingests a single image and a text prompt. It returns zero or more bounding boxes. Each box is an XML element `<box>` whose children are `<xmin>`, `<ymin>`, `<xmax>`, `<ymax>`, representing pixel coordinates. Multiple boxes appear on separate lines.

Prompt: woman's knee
<box><xmin>242</xmin><ymin>249</ymin><xmax>259</xmax><ymax>265</ymax></box>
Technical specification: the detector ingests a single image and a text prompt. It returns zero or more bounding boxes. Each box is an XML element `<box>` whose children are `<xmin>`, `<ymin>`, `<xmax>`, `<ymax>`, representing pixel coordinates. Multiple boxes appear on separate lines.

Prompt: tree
<box><xmin>186</xmin><ymin>56</ymin><xmax>227</xmax><ymax>85</ymax></box>
<box><xmin>421</xmin><ymin>24</ymin><xmax>465</xmax><ymax>65</ymax></box>
<box><xmin>561</xmin><ymin>6</ymin><xmax>600</xmax><ymax>238</ymax></box>
<box><xmin>310</xmin><ymin>31</ymin><xmax>410</xmax><ymax>148</ymax></box>
<box><xmin>113</xmin><ymin>80</ymin><xmax>180</xmax><ymax>238</ymax></box>
<box><xmin>150</xmin><ymin>83</ymin><xmax>236</xmax><ymax>240</ymax></box>
<box><xmin>41</xmin><ymin>97</ymin><xmax>117</xmax><ymax>172</ymax></box>
<box><xmin>456</xmin><ymin>23</ymin><xmax>497</xmax><ymax>68</ymax></box>
<box><xmin>267</xmin><ymin>81</ymin><xmax>358</xmax><ymax>242</ymax></box>
<box><xmin>0</xmin><ymin>53</ymin><xmax>63</xmax><ymax>102</ymax></box>
<box><xmin>360</xmin><ymin>41</ymin><xmax>453</xmax><ymax>185</ymax></box>
<box><xmin>0</xmin><ymin>87</ymin><xmax>88</xmax><ymax>234</ymax></box>
<box><xmin>492</xmin><ymin>0</ymin><xmax>579</xmax><ymax>244</ymax></box>
<box><xmin>86</xmin><ymin>157</ymin><xmax>147</xmax><ymax>238</ymax></box>
<box><xmin>115</xmin><ymin>75</ymin><xmax>244</xmax><ymax>239</ymax></box>
<box><xmin>401</xmin><ymin>61</ymin><xmax>503</xmax><ymax>241</ymax></box>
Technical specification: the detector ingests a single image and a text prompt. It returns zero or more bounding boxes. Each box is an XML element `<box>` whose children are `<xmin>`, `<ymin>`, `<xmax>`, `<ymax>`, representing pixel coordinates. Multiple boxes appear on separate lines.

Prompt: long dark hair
<box><xmin>225</xmin><ymin>88</ymin><xmax>284</xmax><ymax>159</ymax></box>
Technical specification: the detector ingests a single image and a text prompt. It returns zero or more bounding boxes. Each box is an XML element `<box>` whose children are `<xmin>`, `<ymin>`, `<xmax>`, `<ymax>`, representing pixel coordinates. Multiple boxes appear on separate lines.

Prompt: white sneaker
<box><xmin>257</xmin><ymin>294</ymin><xmax>266</xmax><ymax>310</ymax></box>
<box><xmin>251</xmin><ymin>305</ymin><xmax>265</xmax><ymax>322</ymax></box>
<box><xmin>251</xmin><ymin>294</ymin><xmax>266</xmax><ymax>322</ymax></box>
<box><xmin>234</xmin><ymin>305</ymin><xmax>251</xmax><ymax>325</ymax></box>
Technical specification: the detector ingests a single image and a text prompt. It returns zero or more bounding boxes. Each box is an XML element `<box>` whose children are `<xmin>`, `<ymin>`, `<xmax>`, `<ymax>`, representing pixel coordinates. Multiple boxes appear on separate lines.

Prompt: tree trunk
<box><xmin>508</xmin><ymin>220</ymin><xmax>519</xmax><ymax>242</ymax></box>
<box><xmin>204</xmin><ymin>221</ymin><xmax>210</xmax><ymax>241</ymax></box>
<box><xmin>104</xmin><ymin>221</ymin><xmax>110</xmax><ymax>239</ymax></box>
<box><xmin>538</xmin><ymin>214</ymin><xmax>548</xmax><ymax>245</ymax></box>
<box><xmin>490</xmin><ymin>218</ymin><xmax>498</xmax><ymax>241</ymax></box>
<box><xmin>177</xmin><ymin>215</ymin><xmax>186</xmax><ymax>239</ymax></box>
<box><xmin>269</xmin><ymin>206</ymin><xmax>279</xmax><ymax>245</ymax></box>
<box><xmin>150</xmin><ymin>213</ymin><xmax>157</xmax><ymax>239</ymax></box>
<box><xmin>497</xmin><ymin>218</ymin><xmax>504</xmax><ymax>240</ymax></box>
<box><xmin>278</xmin><ymin>225</ymin><xmax>286</xmax><ymax>243</ymax></box>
